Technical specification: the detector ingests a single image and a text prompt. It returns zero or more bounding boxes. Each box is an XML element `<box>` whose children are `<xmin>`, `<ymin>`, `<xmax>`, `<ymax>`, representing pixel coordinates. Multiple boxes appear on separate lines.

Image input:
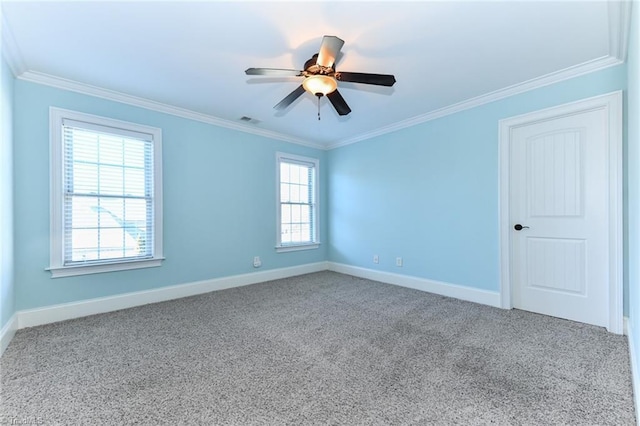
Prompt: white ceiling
<box><xmin>1</xmin><ymin>1</ymin><xmax>629</xmax><ymax>149</ymax></box>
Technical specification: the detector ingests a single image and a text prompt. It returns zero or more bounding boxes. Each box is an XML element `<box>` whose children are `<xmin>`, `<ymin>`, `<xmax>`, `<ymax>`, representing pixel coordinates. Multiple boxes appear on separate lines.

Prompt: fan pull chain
<box><xmin>317</xmin><ymin>95</ymin><xmax>321</xmax><ymax>121</ymax></box>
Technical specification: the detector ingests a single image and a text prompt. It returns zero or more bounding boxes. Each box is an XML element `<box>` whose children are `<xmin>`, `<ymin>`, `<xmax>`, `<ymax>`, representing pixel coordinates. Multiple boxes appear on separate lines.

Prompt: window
<box><xmin>49</xmin><ymin>108</ymin><xmax>163</xmax><ymax>277</ymax></box>
<box><xmin>276</xmin><ymin>153</ymin><xmax>319</xmax><ymax>252</ymax></box>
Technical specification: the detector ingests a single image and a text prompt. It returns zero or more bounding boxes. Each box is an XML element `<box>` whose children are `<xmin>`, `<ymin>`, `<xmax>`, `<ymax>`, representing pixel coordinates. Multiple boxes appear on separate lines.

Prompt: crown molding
<box><xmin>17</xmin><ymin>71</ymin><xmax>324</xmax><ymax>150</ymax></box>
<box><xmin>18</xmin><ymin>51</ymin><xmax>622</xmax><ymax>153</ymax></box>
<box><xmin>609</xmin><ymin>0</ymin><xmax>632</xmax><ymax>62</ymax></box>
<box><xmin>327</xmin><ymin>55</ymin><xmax>622</xmax><ymax>150</ymax></box>
<box><xmin>1</xmin><ymin>8</ymin><xmax>27</xmax><ymax>76</ymax></box>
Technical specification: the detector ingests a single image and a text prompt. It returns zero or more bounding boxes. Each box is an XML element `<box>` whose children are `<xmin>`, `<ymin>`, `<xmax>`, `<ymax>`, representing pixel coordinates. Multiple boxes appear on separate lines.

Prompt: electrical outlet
<box><xmin>253</xmin><ymin>256</ymin><xmax>262</xmax><ymax>268</ymax></box>
<box><xmin>396</xmin><ymin>257</ymin><xmax>403</xmax><ymax>267</ymax></box>
<box><xmin>373</xmin><ymin>255</ymin><xmax>379</xmax><ymax>264</ymax></box>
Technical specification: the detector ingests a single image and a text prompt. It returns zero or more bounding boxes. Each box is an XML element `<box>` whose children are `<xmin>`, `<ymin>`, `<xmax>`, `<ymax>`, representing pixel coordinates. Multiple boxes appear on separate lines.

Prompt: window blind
<box><xmin>62</xmin><ymin>120</ymin><xmax>155</xmax><ymax>265</ymax></box>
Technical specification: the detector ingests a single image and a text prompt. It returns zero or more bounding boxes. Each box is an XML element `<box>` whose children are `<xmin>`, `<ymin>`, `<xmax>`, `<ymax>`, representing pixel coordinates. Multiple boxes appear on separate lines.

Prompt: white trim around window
<box><xmin>48</xmin><ymin>107</ymin><xmax>164</xmax><ymax>278</ymax></box>
<box><xmin>275</xmin><ymin>152</ymin><xmax>320</xmax><ymax>252</ymax></box>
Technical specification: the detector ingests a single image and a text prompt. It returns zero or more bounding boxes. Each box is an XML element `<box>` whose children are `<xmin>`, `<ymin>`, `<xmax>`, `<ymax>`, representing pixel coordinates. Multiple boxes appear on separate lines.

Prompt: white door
<box><xmin>507</xmin><ymin>98</ymin><xmax>620</xmax><ymax>329</ymax></box>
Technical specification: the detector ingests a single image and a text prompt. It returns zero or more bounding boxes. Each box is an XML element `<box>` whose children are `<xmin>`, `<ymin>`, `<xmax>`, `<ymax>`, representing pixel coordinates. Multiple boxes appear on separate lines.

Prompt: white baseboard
<box><xmin>627</xmin><ymin>320</ymin><xmax>640</xmax><ymax>426</ymax></box>
<box><xmin>17</xmin><ymin>262</ymin><xmax>329</xmax><ymax>329</ymax></box>
<box><xmin>328</xmin><ymin>262</ymin><xmax>502</xmax><ymax>308</ymax></box>
<box><xmin>0</xmin><ymin>314</ymin><xmax>17</xmax><ymax>356</ymax></box>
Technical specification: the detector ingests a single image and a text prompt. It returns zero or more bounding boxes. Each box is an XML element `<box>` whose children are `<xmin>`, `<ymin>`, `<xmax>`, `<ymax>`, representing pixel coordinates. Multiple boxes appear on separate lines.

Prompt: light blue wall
<box><xmin>627</xmin><ymin>0</ymin><xmax>640</xmax><ymax>391</ymax></box>
<box><xmin>8</xmin><ymin>56</ymin><xmax>631</xmax><ymax>317</ymax></box>
<box><xmin>0</xmin><ymin>55</ymin><xmax>15</xmax><ymax>329</ymax></box>
<box><xmin>13</xmin><ymin>80</ymin><xmax>327</xmax><ymax>310</ymax></box>
<box><xmin>328</xmin><ymin>65</ymin><xmax>627</xmax><ymax>299</ymax></box>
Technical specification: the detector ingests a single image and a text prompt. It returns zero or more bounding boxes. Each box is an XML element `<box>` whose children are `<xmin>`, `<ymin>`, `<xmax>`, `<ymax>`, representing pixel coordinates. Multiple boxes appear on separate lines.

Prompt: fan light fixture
<box><xmin>245</xmin><ymin>35</ymin><xmax>396</xmax><ymax>117</ymax></box>
<box><xmin>302</xmin><ymin>75</ymin><xmax>337</xmax><ymax>96</ymax></box>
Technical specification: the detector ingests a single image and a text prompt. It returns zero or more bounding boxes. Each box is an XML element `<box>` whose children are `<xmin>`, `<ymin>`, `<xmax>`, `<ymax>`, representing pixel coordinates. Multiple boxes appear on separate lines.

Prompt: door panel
<box><xmin>511</xmin><ymin>109</ymin><xmax>608</xmax><ymax>327</ymax></box>
<box><xmin>526</xmin><ymin>237</ymin><xmax>585</xmax><ymax>294</ymax></box>
<box><xmin>528</xmin><ymin>130</ymin><xmax>582</xmax><ymax>217</ymax></box>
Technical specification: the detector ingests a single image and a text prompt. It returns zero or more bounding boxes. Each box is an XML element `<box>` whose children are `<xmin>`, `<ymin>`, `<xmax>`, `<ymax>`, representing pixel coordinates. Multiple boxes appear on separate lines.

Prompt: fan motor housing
<box><xmin>304</xmin><ymin>54</ymin><xmax>335</xmax><ymax>76</ymax></box>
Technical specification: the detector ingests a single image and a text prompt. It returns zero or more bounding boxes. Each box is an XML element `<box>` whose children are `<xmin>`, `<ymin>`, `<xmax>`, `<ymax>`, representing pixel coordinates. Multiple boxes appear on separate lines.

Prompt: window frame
<box><xmin>275</xmin><ymin>152</ymin><xmax>320</xmax><ymax>252</ymax></box>
<box><xmin>48</xmin><ymin>107</ymin><xmax>164</xmax><ymax>278</ymax></box>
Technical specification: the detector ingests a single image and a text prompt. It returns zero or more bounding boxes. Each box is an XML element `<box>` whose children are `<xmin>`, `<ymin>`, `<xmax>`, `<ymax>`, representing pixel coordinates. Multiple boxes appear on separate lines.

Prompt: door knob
<box><xmin>514</xmin><ymin>224</ymin><xmax>530</xmax><ymax>231</ymax></box>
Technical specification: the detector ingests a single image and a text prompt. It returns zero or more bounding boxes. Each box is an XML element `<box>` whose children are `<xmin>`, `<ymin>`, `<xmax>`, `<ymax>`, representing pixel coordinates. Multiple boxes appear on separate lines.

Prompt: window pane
<box><xmin>71</xmin><ymin>162</ymin><xmax>98</xmax><ymax>194</ymax></box>
<box><xmin>281</xmin><ymin>224</ymin><xmax>291</xmax><ymax>243</ymax></box>
<box><xmin>300</xmin><ymin>205</ymin><xmax>310</xmax><ymax>223</ymax></box>
<box><xmin>72</xmin><ymin>131</ymin><xmax>98</xmax><ymax>163</ymax></box>
<box><xmin>71</xmin><ymin>196</ymin><xmax>99</xmax><ymax>228</ymax></box>
<box><xmin>99</xmin><ymin>228</ymin><xmax>126</xmax><ymax>259</ymax></box>
<box><xmin>299</xmin><ymin>167</ymin><xmax>309</xmax><ymax>185</ymax></box>
<box><xmin>280</xmin><ymin>183</ymin><xmax>290</xmax><ymax>203</ymax></box>
<box><xmin>124</xmin><ymin>198</ymin><xmax>148</xmax><ymax>223</ymax></box>
<box><xmin>290</xmin><ymin>183</ymin><xmax>300</xmax><ymax>203</ymax></box>
<box><xmin>299</xmin><ymin>224</ymin><xmax>311</xmax><ymax>242</ymax></box>
<box><xmin>66</xmin><ymin>194</ymin><xmax>152</xmax><ymax>263</ymax></box>
<box><xmin>298</xmin><ymin>184</ymin><xmax>309</xmax><ymax>203</ymax></box>
<box><xmin>124</xmin><ymin>140</ymin><xmax>146</xmax><ymax>168</ymax></box>
<box><xmin>291</xmin><ymin>204</ymin><xmax>301</xmax><ymax>222</ymax></box>
<box><xmin>281</xmin><ymin>204</ymin><xmax>291</xmax><ymax>223</ymax></box>
<box><xmin>280</xmin><ymin>163</ymin><xmax>290</xmax><ymax>182</ymax></box>
<box><xmin>290</xmin><ymin>223</ymin><xmax>301</xmax><ymax>243</ymax></box>
<box><xmin>99</xmin><ymin>198</ymin><xmax>125</xmax><ymax>223</ymax></box>
<box><xmin>124</xmin><ymin>168</ymin><xmax>145</xmax><ymax>196</ymax></box>
<box><xmin>99</xmin><ymin>165</ymin><xmax>124</xmax><ymax>195</ymax></box>
<box><xmin>124</xmin><ymin>198</ymin><xmax>149</xmax><ymax>255</ymax></box>
<box><xmin>71</xmin><ymin>228</ymin><xmax>99</xmax><ymax>262</ymax></box>
<box><xmin>288</xmin><ymin>164</ymin><xmax>301</xmax><ymax>184</ymax></box>
<box><xmin>99</xmin><ymin>135</ymin><xmax>123</xmax><ymax>165</ymax></box>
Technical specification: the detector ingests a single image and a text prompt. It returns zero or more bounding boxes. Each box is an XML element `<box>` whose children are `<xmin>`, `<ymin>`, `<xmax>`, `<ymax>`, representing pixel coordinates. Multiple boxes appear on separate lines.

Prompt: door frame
<box><xmin>498</xmin><ymin>91</ymin><xmax>623</xmax><ymax>334</ymax></box>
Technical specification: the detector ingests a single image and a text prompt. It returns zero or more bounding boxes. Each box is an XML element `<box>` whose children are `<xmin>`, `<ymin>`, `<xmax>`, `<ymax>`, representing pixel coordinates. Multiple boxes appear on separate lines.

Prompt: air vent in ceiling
<box><xmin>239</xmin><ymin>116</ymin><xmax>260</xmax><ymax>124</ymax></box>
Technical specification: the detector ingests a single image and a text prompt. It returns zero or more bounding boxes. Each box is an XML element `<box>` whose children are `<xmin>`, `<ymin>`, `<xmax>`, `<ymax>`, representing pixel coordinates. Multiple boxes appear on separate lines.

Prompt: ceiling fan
<box><xmin>245</xmin><ymin>35</ymin><xmax>396</xmax><ymax>118</ymax></box>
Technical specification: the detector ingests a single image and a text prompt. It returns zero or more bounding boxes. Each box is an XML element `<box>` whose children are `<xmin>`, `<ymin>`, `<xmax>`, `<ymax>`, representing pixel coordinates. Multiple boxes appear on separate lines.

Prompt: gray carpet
<box><xmin>0</xmin><ymin>271</ymin><xmax>635</xmax><ymax>425</ymax></box>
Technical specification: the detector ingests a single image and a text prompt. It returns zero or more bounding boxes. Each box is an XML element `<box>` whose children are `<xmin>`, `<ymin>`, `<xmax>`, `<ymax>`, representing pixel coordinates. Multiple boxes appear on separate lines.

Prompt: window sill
<box><xmin>47</xmin><ymin>257</ymin><xmax>164</xmax><ymax>278</ymax></box>
<box><xmin>275</xmin><ymin>243</ymin><xmax>320</xmax><ymax>253</ymax></box>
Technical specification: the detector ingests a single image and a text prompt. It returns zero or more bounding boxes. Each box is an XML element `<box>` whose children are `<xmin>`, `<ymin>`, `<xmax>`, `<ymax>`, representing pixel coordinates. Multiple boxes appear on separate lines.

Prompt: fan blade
<box><xmin>245</xmin><ymin>68</ymin><xmax>303</xmax><ymax>76</ymax></box>
<box><xmin>316</xmin><ymin>36</ymin><xmax>344</xmax><ymax>68</ymax></box>
<box><xmin>336</xmin><ymin>72</ymin><xmax>396</xmax><ymax>87</ymax></box>
<box><xmin>327</xmin><ymin>90</ymin><xmax>351</xmax><ymax>116</ymax></box>
<box><xmin>274</xmin><ymin>85</ymin><xmax>306</xmax><ymax>110</ymax></box>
